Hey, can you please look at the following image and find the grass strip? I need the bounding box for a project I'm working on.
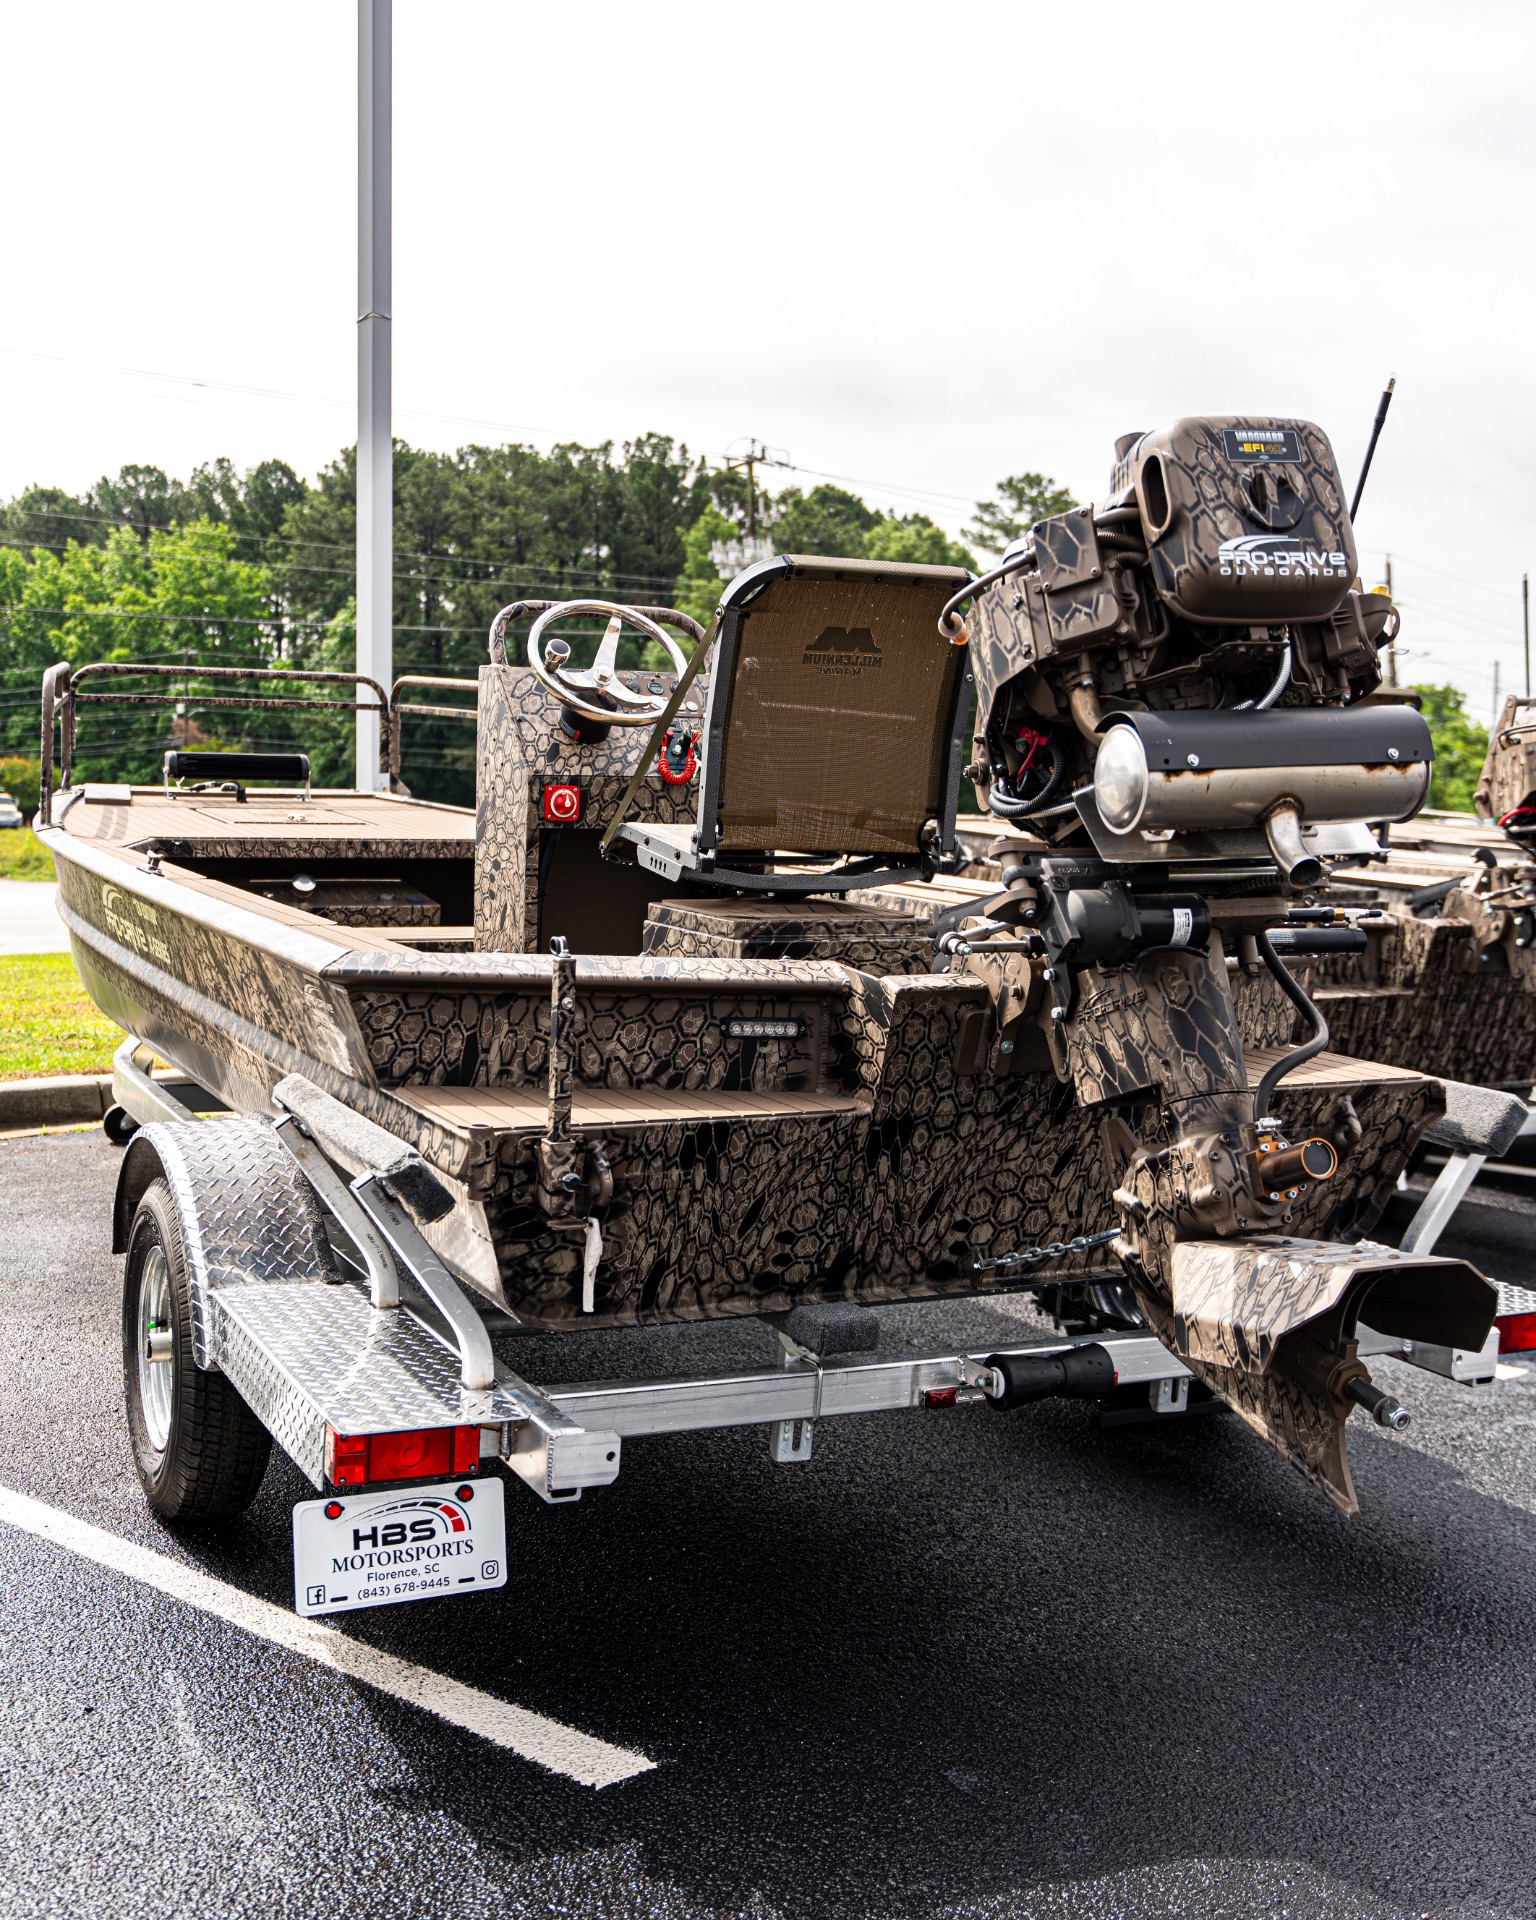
[0,955,121,1080]
[0,829,56,882]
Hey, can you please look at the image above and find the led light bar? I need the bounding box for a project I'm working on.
[726,1019,803,1040]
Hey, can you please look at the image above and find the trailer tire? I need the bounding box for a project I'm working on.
[122,1178,271,1522]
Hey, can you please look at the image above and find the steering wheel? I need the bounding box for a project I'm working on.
[526,600,692,726]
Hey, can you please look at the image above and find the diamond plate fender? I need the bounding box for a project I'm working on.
[113,1117,336,1368]
[208,1282,519,1487]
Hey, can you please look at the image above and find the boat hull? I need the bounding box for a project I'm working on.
[45,826,1442,1332]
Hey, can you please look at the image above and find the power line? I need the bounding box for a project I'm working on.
[765,458,980,515]
[0,604,664,648]
[0,344,567,444]
[1376,551,1524,606]
[0,510,690,594]
[1,340,993,530]
[1391,594,1521,647]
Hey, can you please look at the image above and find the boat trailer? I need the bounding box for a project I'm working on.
[107,1036,1530,1614]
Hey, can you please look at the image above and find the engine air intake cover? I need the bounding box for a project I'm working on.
[1127,416,1356,625]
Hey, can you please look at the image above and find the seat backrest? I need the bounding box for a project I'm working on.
[694,554,971,859]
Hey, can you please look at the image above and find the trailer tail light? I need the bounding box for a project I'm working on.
[1496,1311,1536,1355]
[325,1424,481,1487]
[921,1387,958,1409]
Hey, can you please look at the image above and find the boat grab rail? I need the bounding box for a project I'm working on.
[387,673,480,786]
[38,660,391,826]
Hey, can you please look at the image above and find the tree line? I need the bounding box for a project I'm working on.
[0,441,1483,812]
[0,439,1072,805]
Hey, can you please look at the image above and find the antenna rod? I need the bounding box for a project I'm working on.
[1349,375,1396,523]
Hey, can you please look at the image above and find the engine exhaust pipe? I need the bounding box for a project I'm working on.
[1264,801,1324,888]
[1249,1135,1339,1199]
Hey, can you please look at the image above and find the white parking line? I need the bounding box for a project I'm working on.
[0,1484,655,1789]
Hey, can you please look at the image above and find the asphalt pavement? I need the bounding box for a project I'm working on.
[2,1129,1534,1920]
[0,878,67,954]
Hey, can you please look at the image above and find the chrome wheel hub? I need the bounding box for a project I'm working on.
[136,1245,174,1453]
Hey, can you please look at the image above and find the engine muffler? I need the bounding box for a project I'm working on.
[1092,706,1433,837]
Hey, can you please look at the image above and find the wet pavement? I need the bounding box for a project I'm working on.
[1,1128,1533,1920]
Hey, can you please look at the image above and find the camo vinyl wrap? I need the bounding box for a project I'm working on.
[1312,913,1536,1085]
[325,959,1106,1323]
[474,664,706,953]
[1478,693,1536,822]
[347,982,830,1096]
[1062,936,1451,1515]
[965,579,1050,769]
[469,973,1117,1327]
[1174,1237,1375,1369]
[53,793,471,866]
[1064,947,1248,1111]
[1162,1231,1492,1516]
[1135,1276,1361,1514]
[1232,967,1302,1048]
[1125,417,1355,626]
[640,899,934,975]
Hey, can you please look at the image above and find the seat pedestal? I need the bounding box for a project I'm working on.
[641,898,933,975]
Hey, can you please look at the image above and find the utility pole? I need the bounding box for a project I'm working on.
[1493,657,1501,727]
[356,0,391,792]
[725,439,790,544]
[1524,571,1530,699]
[1384,553,1398,687]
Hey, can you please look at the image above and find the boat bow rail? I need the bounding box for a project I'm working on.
[38,659,395,827]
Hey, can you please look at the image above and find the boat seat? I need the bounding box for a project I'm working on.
[603,554,972,896]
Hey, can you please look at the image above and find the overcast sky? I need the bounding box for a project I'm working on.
[2,0,1531,715]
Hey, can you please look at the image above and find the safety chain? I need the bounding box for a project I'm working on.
[972,1227,1121,1274]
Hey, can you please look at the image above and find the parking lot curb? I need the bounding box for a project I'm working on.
[0,1074,116,1128]
[0,1066,183,1131]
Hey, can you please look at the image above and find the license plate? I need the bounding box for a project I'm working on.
[292,1477,507,1616]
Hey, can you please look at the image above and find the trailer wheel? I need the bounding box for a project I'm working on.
[122,1178,271,1521]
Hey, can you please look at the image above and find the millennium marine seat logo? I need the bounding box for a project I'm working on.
[802,625,882,676]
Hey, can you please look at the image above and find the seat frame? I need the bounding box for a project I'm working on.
[611,555,974,896]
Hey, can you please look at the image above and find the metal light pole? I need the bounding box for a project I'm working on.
[356,0,392,791]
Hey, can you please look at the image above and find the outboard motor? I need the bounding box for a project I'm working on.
[966,415,1412,876]
[945,416,1495,1519]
